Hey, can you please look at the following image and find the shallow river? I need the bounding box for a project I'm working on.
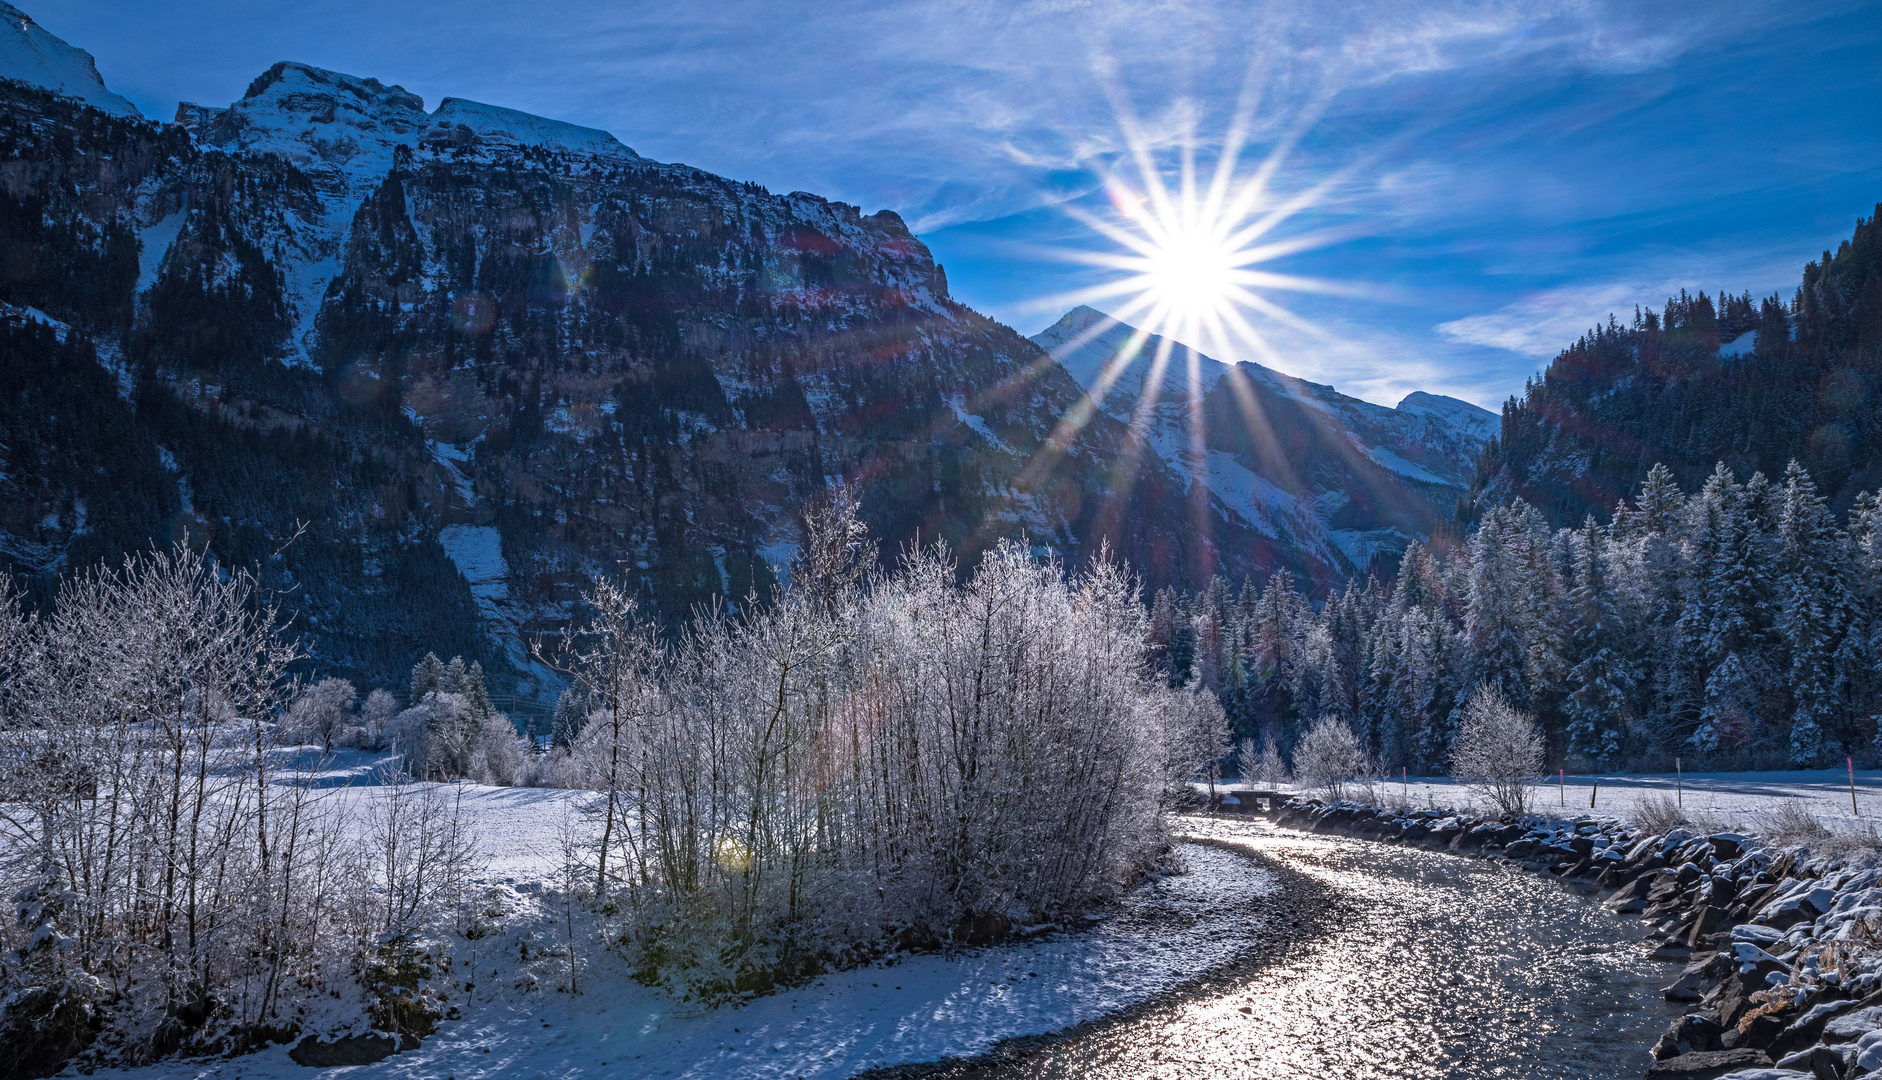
[888,817,1685,1079]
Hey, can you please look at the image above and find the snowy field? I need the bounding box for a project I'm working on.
[1218,765,1882,829]
[90,755,1278,1080]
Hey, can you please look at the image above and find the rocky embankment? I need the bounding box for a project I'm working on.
[1270,798,1882,1079]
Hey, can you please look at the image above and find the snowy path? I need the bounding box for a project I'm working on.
[90,844,1277,1080]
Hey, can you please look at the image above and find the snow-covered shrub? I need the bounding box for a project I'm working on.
[1293,715,1366,801]
[469,718,527,786]
[0,545,376,1069]
[1450,684,1546,817]
[282,676,358,752]
[551,490,1185,999]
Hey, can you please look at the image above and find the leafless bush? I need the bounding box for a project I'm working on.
[552,492,1186,999]
[1631,794,1688,834]
[1761,799,1834,844]
[1450,685,1546,818]
[0,545,384,1064]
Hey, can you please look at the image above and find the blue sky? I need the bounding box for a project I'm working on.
[42,0,1882,410]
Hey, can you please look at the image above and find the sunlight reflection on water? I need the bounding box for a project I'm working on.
[995,819,1683,1079]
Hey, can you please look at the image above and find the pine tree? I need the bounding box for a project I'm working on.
[1563,517,1632,763]
[1776,461,1845,763]
[409,651,447,702]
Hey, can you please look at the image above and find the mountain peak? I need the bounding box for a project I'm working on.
[241,60,426,114]
[1394,391,1497,442]
[181,59,639,176]
[0,2,141,118]
[426,97,637,160]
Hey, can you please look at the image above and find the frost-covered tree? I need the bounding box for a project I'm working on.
[1563,518,1632,764]
[1775,461,1846,763]
[357,688,400,750]
[283,676,358,752]
[1176,676,1233,800]
[1292,715,1366,801]
[1451,685,1545,818]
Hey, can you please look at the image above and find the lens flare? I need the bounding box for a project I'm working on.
[1007,86,1370,585]
[1038,89,1360,390]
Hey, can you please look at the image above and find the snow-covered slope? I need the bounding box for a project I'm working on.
[166,60,644,366]
[0,2,139,117]
[1033,306,1498,575]
[425,97,637,159]
[1396,390,1497,445]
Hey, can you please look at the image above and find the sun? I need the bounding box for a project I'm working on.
[1036,96,1355,378]
[1141,223,1238,323]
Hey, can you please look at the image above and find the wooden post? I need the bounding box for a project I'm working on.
[1851,757,1860,817]
[1676,757,1682,807]
[1559,768,1565,807]
[1590,781,1598,809]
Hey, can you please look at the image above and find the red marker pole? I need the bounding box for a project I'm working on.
[1559,768,1565,807]
[1851,757,1860,817]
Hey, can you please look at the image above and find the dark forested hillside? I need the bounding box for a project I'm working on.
[1470,205,1882,526]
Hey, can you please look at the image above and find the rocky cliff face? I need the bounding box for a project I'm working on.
[1032,306,1495,579]
[0,16,1279,697]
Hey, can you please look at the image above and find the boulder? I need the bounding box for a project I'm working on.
[1653,1012,1726,1059]
[1855,1028,1882,1073]
[1810,1043,1852,1079]
[1666,954,1731,1003]
[1733,924,1789,948]
[1641,1047,1771,1078]
[1821,1005,1882,1043]
[1609,873,1660,912]
[1769,998,1860,1058]
[1681,905,1728,947]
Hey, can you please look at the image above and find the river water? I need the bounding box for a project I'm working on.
[887,817,1685,1080]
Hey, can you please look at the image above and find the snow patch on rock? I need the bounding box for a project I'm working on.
[0,2,140,117]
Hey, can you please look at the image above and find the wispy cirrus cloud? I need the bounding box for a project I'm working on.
[41,0,1882,406]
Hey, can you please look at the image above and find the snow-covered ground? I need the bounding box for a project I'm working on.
[95,755,1277,1080]
[1219,766,1882,830]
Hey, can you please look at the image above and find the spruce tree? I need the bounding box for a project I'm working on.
[1776,461,1845,763]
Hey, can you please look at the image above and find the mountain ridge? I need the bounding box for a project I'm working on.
[0,11,1275,700]
[0,7,1487,700]
[1031,305,1495,578]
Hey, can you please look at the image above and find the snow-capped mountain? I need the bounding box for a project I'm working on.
[167,61,645,368]
[1033,306,1496,573]
[0,2,138,117]
[0,9,1289,697]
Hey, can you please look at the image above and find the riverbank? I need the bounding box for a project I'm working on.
[859,838,1343,1078]
[78,841,1282,1080]
[1269,796,1882,1078]
[878,819,1683,1078]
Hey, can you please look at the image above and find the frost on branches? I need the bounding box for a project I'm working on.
[536,489,1200,1000]
[1145,458,1882,775]
[0,548,482,1074]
